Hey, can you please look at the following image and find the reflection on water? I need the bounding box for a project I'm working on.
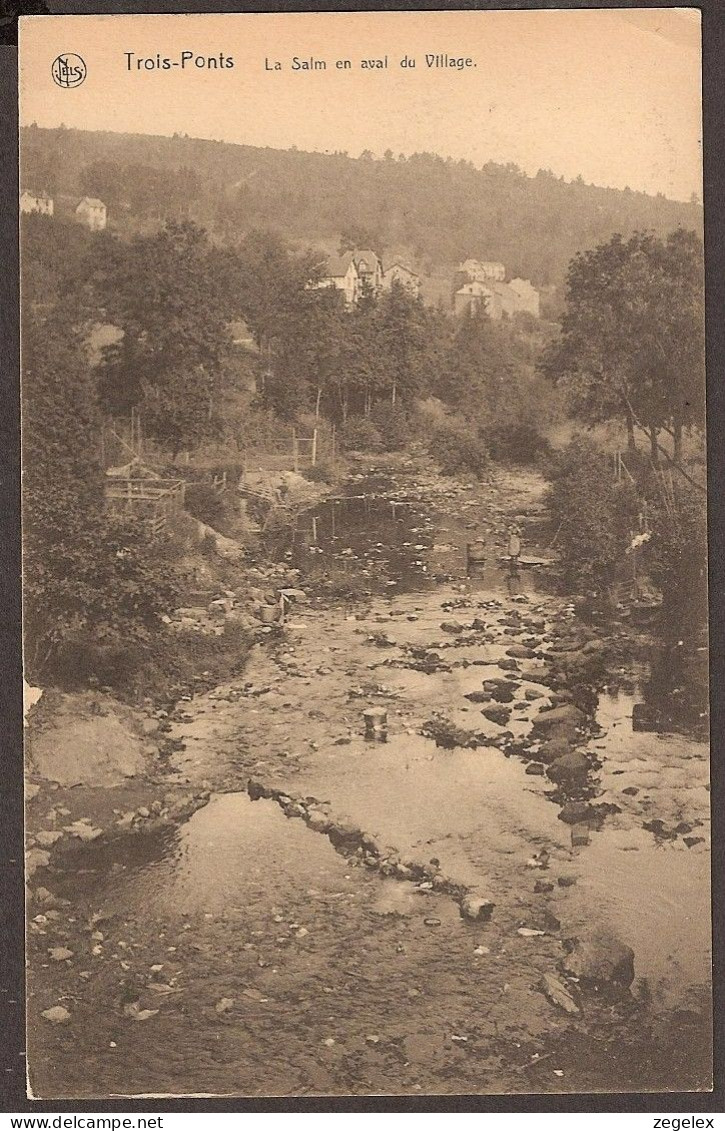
[642,640,709,736]
[96,793,355,920]
[269,469,545,600]
[288,492,435,593]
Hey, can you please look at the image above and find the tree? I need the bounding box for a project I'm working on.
[542,229,705,464]
[95,222,233,455]
[265,283,346,420]
[22,310,179,680]
[375,280,432,405]
[437,307,515,414]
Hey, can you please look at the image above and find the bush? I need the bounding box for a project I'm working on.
[369,402,411,451]
[340,416,383,453]
[546,436,637,590]
[302,460,335,483]
[647,481,707,641]
[184,481,227,529]
[51,635,145,690]
[120,624,252,704]
[487,421,550,465]
[429,422,489,479]
[24,502,182,687]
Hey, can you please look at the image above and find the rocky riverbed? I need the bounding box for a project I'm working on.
[25,459,712,1097]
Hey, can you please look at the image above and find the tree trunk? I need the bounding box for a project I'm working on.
[315,386,322,420]
[649,425,659,466]
[391,380,397,406]
[673,418,683,465]
[625,405,636,453]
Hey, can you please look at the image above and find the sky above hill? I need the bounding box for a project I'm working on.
[19,8,702,201]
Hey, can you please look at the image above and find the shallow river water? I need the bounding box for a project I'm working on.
[30,465,712,1097]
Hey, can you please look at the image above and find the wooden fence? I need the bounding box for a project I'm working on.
[104,477,186,535]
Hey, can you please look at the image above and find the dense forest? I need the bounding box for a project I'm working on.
[20,126,702,290]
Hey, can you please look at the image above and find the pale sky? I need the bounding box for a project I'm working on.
[19,8,703,201]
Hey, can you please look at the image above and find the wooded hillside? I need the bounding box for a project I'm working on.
[20,126,702,289]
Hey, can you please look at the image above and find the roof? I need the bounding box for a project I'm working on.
[21,188,51,199]
[323,251,356,278]
[352,249,380,272]
[457,281,493,294]
[460,258,505,272]
[384,260,420,278]
[55,194,106,214]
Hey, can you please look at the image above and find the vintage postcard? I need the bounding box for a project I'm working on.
[19,8,709,1098]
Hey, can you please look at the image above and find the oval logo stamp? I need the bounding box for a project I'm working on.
[51,53,87,88]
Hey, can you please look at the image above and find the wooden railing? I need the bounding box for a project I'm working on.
[104,477,186,533]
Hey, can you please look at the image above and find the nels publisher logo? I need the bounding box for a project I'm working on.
[51,53,87,88]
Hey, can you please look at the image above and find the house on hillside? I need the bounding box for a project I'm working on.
[508,277,540,318]
[459,259,506,283]
[490,280,518,318]
[352,249,383,292]
[382,260,421,296]
[20,189,54,217]
[55,194,108,231]
[454,280,495,318]
[318,251,360,305]
[318,247,384,305]
[455,260,541,320]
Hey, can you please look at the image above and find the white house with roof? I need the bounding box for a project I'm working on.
[75,197,107,231]
[351,249,383,292]
[459,259,506,283]
[454,280,495,317]
[382,260,421,296]
[508,277,540,317]
[318,251,360,305]
[318,247,386,305]
[55,194,107,231]
[20,189,54,217]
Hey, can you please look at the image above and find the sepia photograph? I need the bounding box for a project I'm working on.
[18,7,710,1099]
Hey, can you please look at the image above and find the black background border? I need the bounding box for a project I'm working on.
[1,0,723,1113]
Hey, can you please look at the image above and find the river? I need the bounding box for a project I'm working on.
[27,461,712,1097]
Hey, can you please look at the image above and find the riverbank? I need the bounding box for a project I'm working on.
[25,455,711,1097]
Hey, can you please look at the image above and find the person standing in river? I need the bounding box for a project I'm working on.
[507,524,522,569]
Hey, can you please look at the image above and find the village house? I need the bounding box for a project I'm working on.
[351,249,383,292]
[382,260,421,296]
[454,280,496,317]
[318,247,385,305]
[508,276,541,317]
[454,258,540,319]
[459,258,506,283]
[490,280,518,318]
[318,251,360,305]
[20,189,54,217]
[55,194,108,231]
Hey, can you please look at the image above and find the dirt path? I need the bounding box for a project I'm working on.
[26,460,711,1098]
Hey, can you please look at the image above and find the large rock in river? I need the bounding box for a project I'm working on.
[546,750,591,783]
[538,736,575,764]
[561,930,635,988]
[534,704,587,733]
